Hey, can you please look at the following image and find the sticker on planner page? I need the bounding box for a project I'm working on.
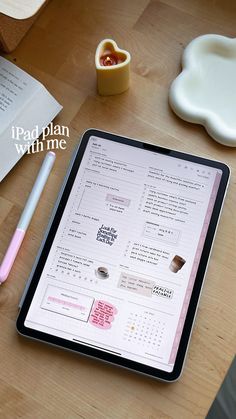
[169,255,186,273]
[152,284,174,299]
[95,266,109,279]
[89,300,118,329]
[96,224,118,246]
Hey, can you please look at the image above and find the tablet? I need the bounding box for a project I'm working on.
[17,129,230,381]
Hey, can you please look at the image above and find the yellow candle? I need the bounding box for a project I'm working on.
[95,39,131,96]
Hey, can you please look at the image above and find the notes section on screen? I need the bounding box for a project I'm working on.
[25,136,222,373]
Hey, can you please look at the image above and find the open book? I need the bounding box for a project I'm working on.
[0,56,62,182]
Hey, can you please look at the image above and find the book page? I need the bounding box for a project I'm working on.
[0,56,62,182]
[25,136,222,373]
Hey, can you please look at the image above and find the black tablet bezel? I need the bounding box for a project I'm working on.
[17,129,230,382]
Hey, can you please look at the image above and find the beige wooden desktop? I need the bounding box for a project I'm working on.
[0,1,236,418]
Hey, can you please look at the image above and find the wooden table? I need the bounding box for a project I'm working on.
[0,1,235,418]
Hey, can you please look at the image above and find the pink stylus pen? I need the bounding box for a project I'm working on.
[0,151,56,284]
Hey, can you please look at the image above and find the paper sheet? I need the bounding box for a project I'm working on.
[0,56,62,182]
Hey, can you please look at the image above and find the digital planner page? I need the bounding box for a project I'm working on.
[25,136,222,372]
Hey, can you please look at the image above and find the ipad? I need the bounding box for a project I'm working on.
[17,129,230,381]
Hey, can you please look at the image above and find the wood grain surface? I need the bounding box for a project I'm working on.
[0,1,236,418]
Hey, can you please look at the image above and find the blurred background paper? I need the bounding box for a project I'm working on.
[0,56,62,182]
[0,0,49,52]
[0,0,45,19]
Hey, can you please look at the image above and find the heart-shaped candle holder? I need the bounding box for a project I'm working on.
[95,39,131,96]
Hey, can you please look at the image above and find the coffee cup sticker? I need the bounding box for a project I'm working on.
[169,255,186,273]
[89,300,117,329]
[95,266,109,279]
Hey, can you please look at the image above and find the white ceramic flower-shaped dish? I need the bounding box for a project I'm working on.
[169,34,236,146]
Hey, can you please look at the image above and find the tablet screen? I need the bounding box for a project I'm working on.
[23,135,223,374]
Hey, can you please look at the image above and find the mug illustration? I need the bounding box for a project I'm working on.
[95,266,109,279]
[169,255,186,273]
